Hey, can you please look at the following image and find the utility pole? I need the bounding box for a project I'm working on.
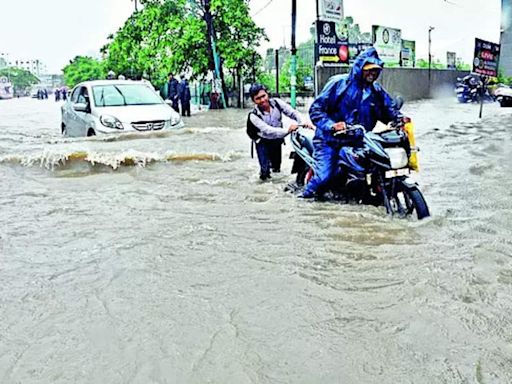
[314,0,320,96]
[428,26,434,97]
[133,0,138,12]
[275,49,279,97]
[204,0,226,108]
[290,0,297,108]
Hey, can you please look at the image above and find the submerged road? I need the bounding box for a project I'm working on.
[0,97,511,383]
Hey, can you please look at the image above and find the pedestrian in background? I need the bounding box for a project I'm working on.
[55,88,61,102]
[166,73,179,112]
[179,77,191,117]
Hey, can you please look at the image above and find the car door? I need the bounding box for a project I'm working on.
[75,86,92,136]
[64,87,81,136]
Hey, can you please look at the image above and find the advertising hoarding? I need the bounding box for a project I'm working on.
[473,38,500,77]
[318,0,343,22]
[400,40,415,67]
[447,52,457,69]
[316,20,349,66]
[372,25,402,66]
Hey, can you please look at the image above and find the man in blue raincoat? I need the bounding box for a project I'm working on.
[301,47,400,198]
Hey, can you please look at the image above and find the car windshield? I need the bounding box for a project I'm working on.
[92,84,163,107]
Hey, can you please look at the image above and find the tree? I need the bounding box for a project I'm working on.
[62,56,105,87]
[102,0,266,106]
[0,67,39,94]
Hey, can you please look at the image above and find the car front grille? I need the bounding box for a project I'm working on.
[131,120,165,131]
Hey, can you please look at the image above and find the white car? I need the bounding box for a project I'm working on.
[61,80,184,137]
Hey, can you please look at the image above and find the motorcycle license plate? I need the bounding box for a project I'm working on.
[385,168,410,178]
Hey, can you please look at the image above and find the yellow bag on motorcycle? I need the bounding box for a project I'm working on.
[403,121,419,171]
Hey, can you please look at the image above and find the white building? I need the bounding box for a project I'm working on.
[0,52,10,69]
[501,0,512,76]
[0,52,47,76]
[10,59,47,77]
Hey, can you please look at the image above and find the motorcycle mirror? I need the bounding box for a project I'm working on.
[395,95,404,110]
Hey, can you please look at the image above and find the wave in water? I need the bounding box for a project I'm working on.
[0,149,243,169]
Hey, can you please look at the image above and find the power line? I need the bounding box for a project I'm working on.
[252,0,275,17]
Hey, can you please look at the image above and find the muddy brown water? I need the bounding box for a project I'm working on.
[0,97,511,383]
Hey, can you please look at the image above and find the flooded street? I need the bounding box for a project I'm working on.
[1,97,511,383]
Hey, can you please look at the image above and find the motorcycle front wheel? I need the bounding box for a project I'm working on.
[389,180,430,220]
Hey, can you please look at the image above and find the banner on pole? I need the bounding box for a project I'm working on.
[318,0,343,22]
[400,40,415,67]
[372,25,402,67]
[447,52,457,69]
[316,20,349,66]
[473,38,500,77]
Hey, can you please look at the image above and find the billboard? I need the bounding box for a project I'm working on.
[400,40,416,67]
[316,20,349,66]
[372,25,402,66]
[473,38,500,77]
[348,43,374,65]
[318,0,343,22]
[447,52,457,69]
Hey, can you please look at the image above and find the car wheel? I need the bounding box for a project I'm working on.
[87,129,96,137]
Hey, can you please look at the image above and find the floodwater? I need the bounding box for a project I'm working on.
[0,97,511,384]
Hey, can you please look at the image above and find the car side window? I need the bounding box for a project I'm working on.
[71,87,80,103]
[77,87,90,105]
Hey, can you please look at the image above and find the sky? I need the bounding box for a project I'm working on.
[0,0,503,74]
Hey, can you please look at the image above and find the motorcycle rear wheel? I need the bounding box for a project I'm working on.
[390,182,430,220]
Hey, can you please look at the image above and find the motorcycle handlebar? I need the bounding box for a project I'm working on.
[332,125,366,136]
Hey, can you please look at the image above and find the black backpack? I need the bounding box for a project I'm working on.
[246,99,283,141]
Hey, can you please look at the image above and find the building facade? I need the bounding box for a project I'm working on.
[501,0,512,76]
[0,52,47,76]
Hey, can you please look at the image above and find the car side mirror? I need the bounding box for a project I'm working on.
[73,103,88,112]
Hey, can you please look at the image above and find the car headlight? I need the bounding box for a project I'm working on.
[100,115,124,129]
[170,114,181,126]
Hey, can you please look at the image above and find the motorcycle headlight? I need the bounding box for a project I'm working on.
[100,115,124,129]
[385,148,408,169]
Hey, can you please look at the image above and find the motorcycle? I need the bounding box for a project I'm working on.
[494,84,512,107]
[455,75,494,103]
[288,99,430,220]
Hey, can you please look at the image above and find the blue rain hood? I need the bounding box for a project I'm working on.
[308,47,399,142]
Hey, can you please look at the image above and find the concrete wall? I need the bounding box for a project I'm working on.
[316,66,469,101]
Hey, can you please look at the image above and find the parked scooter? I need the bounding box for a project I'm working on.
[288,98,430,220]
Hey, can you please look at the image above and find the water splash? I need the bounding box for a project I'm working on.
[0,149,243,170]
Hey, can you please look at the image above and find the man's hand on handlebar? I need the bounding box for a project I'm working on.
[288,123,300,133]
[332,121,347,132]
[290,122,314,133]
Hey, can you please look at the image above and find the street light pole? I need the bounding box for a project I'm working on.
[428,26,434,97]
[133,0,138,12]
[290,0,297,108]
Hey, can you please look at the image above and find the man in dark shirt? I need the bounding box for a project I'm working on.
[167,73,179,112]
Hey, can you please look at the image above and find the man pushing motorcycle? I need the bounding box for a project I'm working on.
[300,47,402,198]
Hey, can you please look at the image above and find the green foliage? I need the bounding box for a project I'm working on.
[102,0,266,90]
[497,71,512,85]
[0,67,39,92]
[62,56,105,88]
[416,58,446,69]
[256,72,276,93]
[259,42,314,93]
